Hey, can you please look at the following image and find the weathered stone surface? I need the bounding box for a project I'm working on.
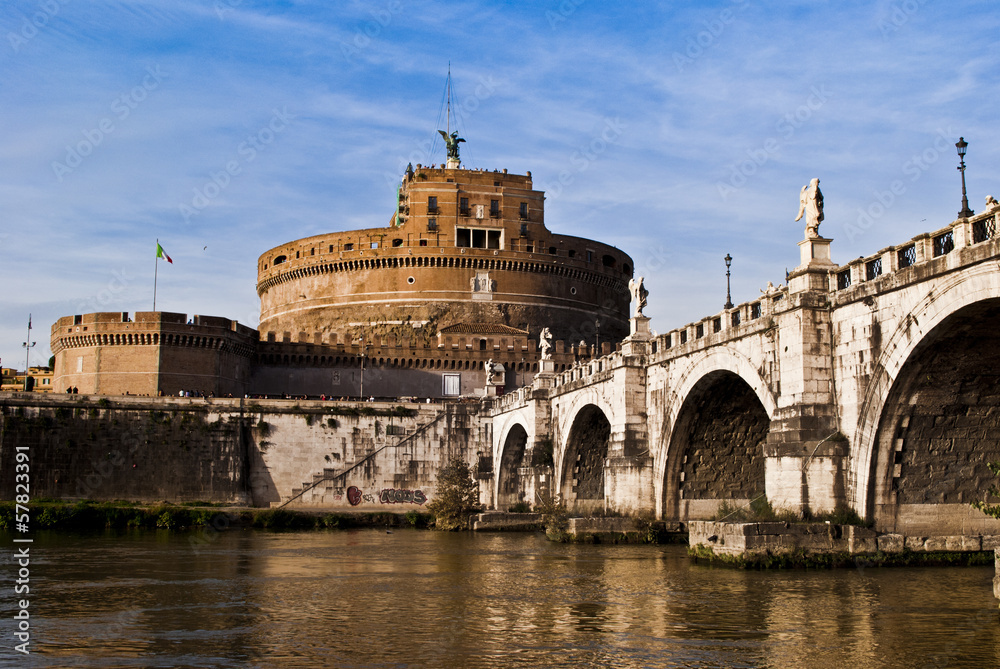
[877,534,904,553]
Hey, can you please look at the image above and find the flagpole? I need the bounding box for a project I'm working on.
[153,238,159,311]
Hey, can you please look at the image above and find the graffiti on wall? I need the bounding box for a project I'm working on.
[379,488,427,505]
[346,486,377,506]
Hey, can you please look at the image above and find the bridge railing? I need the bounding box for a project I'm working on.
[650,285,790,362]
[831,206,1000,292]
[552,351,622,389]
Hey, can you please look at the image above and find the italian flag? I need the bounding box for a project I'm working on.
[156,242,173,264]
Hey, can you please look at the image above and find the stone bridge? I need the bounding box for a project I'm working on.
[487,206,1000,536]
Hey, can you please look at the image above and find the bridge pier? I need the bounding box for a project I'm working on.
[767,237,846,516]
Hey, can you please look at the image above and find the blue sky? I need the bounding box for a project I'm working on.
[2,0,998,370]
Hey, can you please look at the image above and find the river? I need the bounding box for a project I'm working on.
[1,528,998,668]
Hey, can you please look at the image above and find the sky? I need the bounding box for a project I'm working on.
[1,0,998,370]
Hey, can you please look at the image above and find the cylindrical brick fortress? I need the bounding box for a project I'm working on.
[256,166,633,345]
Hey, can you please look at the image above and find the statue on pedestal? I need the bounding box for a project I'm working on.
[539,327,553,360]
[484,358,494,383]
[628,276,648,317]
[438,130,465,162]
[795,178,824,238]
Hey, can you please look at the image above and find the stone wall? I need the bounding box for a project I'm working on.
[0,394,489,512]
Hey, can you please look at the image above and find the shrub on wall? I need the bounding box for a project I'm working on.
[426,458,482,531]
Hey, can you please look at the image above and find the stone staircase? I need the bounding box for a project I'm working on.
[274,405,446,508]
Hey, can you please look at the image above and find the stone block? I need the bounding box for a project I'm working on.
[982,535,1000,551]
[904,536,927,551]
[923,536,948,552]
[961,535,982,552]
[877,534,904,553]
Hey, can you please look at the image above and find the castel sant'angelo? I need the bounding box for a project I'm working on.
[50,134,635,399]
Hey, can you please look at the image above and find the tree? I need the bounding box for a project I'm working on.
[426,458,482,530]
[971,462,1000,518]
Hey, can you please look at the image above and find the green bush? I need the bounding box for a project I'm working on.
[426,458,482,531]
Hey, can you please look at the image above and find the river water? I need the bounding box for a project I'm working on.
[2,528,999,668]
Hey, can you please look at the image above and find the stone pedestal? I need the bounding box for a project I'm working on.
[538,358,556,375]
[629,316,651,340]
[789,236,837,293]
[446,157,460,169]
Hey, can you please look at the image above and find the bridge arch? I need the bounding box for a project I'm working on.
[491,409,534,510]
[558,403,612,514]
[496,423,529,510]
[852,265,1000,530]
[654,347,776,520]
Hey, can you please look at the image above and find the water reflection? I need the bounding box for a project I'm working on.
[1,529,999,668]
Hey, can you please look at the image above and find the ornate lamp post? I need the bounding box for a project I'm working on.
[956,137,974,219]
[22,314,35,391]
[724,254,734,310]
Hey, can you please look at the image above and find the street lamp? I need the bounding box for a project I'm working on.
[724,254,734,310]
[22,314,35,391]
[956,137,974,219]
[594,318,601,356]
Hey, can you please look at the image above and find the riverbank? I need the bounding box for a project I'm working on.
[0,500,435,532]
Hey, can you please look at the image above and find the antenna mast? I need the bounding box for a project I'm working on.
[446,62,452,135]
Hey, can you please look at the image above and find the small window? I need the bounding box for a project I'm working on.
[490,200,500,217]
[568,250,576,258]
[680,330,688,344]
[712,317,721,333]
[428,196,438,213]
[549,246,557,255]
[419,239,428,247]
[273,255,287,265]
[296,251,300,258]
[488,230,501,249]
[328,245,334,253]
[392,238,403,247]
[602,254,616,268]
[696,323,705,339]
[731,311,742,327]
[751,302,762,319]
[519,202,528,220]
[343,244,354,251]
[370,242,379,249]
[428,218,437,231]
[443,373,461,396]
[460,197,469,215]
[526,245,533,253]
[456,228,471,247]
[310,248,315,256]
[586,250,594,263]
[622,263,631,275]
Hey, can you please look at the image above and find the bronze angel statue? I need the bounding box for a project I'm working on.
[438,130,465,161]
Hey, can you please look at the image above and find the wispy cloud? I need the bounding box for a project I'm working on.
[1,0,998,366]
